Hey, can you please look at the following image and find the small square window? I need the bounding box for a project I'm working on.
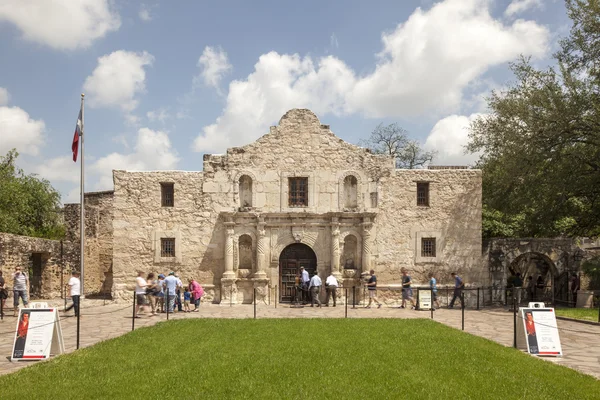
[161,183,174,207]
[288,177,308,207]
[161,238,175,257]
[421,238,436,257]
[417,182,429,207]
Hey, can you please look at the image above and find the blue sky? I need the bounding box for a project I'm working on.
[0,0,569,202]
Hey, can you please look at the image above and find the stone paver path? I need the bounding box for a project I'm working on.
[0,301,598,379]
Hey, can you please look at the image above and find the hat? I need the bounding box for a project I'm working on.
[169,271,175,275]
[158,274,165,279]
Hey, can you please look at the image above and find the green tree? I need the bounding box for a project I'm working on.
[360,123,436,169]
[468,0,600,238]
[0,149,65,239]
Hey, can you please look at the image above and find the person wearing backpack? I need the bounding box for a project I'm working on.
[189,278,204,312]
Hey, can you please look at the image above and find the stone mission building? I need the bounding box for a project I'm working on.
[108,109,482,303]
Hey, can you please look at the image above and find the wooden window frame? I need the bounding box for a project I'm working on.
[161,182,174,207]
[288,177,309,207]
[161,238,176,258]
[421,238,436,257]
[417,182,429,207]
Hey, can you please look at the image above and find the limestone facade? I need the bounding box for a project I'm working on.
[111,109,483,302]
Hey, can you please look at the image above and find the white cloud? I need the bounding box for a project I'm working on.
[193,0,549,153]
[424,114,483,166]
[83,50,154,112]
[0,106,45,156]
[33,156,80,183]
[139,4,152,22]
[195,46,232,90]
[0,87,9,106]
[505,0,544,17]
[147,108,170,123]
[0,0,120,50]
[90,127,179,189]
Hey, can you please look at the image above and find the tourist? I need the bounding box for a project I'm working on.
[183,287,191,312]
[155,274,165,312]
[535,276,545,300]
[400,268,416,310]
[188,278,204,312]
[163,272,180,313]
[175,273,184,312]
[448,272,464,309]
[526,276,534,302]
[300,266,310,304]
[134,271,151,318]
[145,272,159,315]
[513,273,523,305]
[324,273,338,307]
[12,266,28,317]
[429,272,440,310]
[0,271,8,316]
[365,269,382,309]
[309,272,322,307]
[571,273,580,307]
[64,271,81,317]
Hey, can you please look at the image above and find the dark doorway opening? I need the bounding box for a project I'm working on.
[279,243,317,303]
[29,253,44,299]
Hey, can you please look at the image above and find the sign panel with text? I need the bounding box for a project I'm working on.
[518,308,563,357]
[11,308,64,362]
[418,290,432,310]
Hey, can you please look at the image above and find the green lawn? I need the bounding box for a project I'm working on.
[555,307,599,322]
[1,319,599,399]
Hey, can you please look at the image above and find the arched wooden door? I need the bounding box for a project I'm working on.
[279,243,317,303]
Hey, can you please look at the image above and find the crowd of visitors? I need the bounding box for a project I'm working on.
[133,271,204,318]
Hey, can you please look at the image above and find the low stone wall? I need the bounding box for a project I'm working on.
[0,233,78,299]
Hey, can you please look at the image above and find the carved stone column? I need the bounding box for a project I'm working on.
[223,220,235,279]
[331,217,342,278]
[362,217,373,272]
[255,217,267,278]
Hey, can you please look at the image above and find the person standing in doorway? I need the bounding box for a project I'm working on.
[571,273,580,307]
[64,271,81,317]
[12,266,29,317]
[300,266,310,304]
[400,268,416,310]
[526,276,534,302]
[309,272,322,307]
[448,272,464,309]
[513,273,523,306]
[429,272,441,310]
[325,273,338,307]
[365,269,382,309]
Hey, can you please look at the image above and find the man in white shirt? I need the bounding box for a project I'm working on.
[309,272,322,308]
[162,272,181,313]
[12,266,29,317]
[65,271,81,316]
[135,271,151,318]
[325,273,338,307]
[300,267,310,304]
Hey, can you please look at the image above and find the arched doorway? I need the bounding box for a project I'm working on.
[279,243,317,303]
[508,252,557,303]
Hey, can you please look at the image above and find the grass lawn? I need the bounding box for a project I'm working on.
[555,307,599,322]
[1,319,599,399]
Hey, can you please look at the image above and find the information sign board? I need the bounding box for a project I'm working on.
[11,308,64,361]
[517,307,563,357]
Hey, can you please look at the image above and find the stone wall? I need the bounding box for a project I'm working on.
[64,190,114,296]
[111,109,483,300]
[0,233,78,299]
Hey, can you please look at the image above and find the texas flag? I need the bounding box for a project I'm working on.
[72,107,82,162]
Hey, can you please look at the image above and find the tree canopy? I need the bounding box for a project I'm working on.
[0,149,65,239]
[360,123,436,169]
[468,0,600,238]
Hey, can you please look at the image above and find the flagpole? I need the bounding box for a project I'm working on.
[80,93,85,298]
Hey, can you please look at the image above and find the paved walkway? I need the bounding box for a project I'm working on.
[0,301,598,379]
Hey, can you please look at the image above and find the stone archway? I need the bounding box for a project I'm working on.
[279,243,317,303]
[508,252,557,302]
